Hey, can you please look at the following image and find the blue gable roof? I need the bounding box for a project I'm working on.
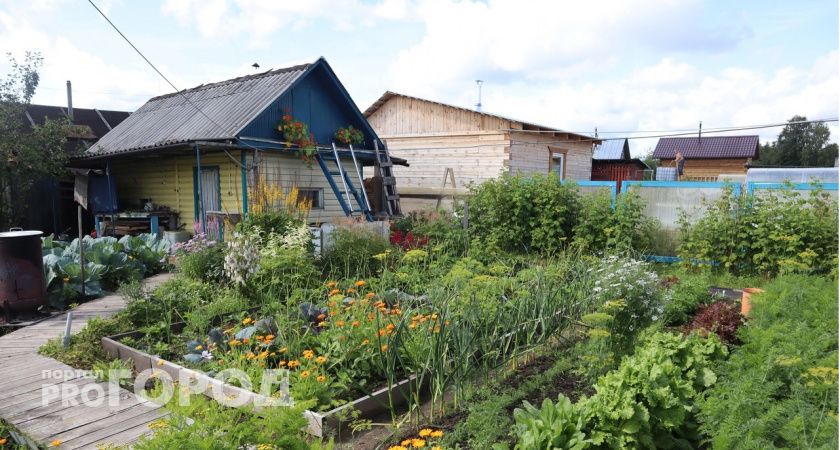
[238,58,381,150]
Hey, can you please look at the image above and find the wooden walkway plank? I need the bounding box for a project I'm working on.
[0,273,174,449]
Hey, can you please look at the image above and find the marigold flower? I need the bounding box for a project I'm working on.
[386,323,395,332]
[378,329,387,337]
[157,359,165,366]
[0,438,8,445]
[346,288,357,294]
[246,352,256,359]
[279,360,287,366]
[288,360,300,368]
[316,356,327,364]
[327,281,337,289]
[316,375,327,383]
[264,334,275,341]
[411,439,425,448]
[362,339,370,345]
[430,430,443,438]
[243,317,253,325]
[280,347,288,353]
[242,338,251,344]
[258,351,269,359]
[381,344,389,352]
[355,280,367,287]
[303,350,314,359]
[194,345,203,351]
[389,446,408,450]
[317,313,326,320]
[418,428,432,437]
[401,440,412,446]
[365,292,376,299]
[335,320,344,327]
[352,320,360,327]
[329,311,338,317]
[300,370,310,378]
[329,289,341,296]
[50,440,62,447]
[409,323,417,329]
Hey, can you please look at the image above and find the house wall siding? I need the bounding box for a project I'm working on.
[110,150,359,232]
[659,158,749,179]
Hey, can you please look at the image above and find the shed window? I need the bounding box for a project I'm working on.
[298,188,324,209]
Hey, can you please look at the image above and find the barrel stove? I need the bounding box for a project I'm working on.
[0,230,47,320]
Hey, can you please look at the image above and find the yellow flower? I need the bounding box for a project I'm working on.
[194,345,203,351]
[362,339,370,345]
[411,439,426,448]
[355,280,367,287]
[300,370,310,378]
[327,281,337,289]
[365,292,376,299]
[432,447,442,450]
[418,428,433,437]
[246,352,256,360]
[264,334,275,341]
[50,440,62,447]
[243,317,253,325]
[157,359,165,366]
[329,289,341,296]
[336,320,345,327]
[401,440,412,446]
[303,350,315,359]
[316,356,327,364]
[288,360,300,368]
[388,446,408,450]
[242,338,251,344]
[229,339,242,346]
[430,430,443,438]
[0,437,8,445]
[316,375,327,383]
[62,276,70,283]
[258,351,269,359]
[381,344,389,352]
[346,288,357,294]
[280,347,288,353]
[352,320,360,327]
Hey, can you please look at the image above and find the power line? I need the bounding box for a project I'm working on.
[86,0,261,171]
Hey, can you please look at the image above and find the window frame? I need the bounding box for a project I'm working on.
[297,188,324,210]
[548,146,568,180]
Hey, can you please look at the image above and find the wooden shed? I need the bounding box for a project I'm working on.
[591,139,650,187]
[72,58,404,236]
[364,92,596,210]
[653,136,759,181]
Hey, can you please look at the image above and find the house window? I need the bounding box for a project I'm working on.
[297,188,323,209]
[548,147,567,180]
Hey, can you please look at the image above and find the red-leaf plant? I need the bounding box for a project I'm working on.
[684,300,744,344]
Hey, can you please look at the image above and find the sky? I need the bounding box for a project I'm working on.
[0,0,837,156]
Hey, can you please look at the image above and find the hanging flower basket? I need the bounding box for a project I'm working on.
[334,126,364,146]
[277,115,318,165]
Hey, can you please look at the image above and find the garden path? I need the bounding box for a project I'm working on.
[0,273,174,449]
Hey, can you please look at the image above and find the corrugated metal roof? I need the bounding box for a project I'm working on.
[363,91,596,141]
[593,139,629,160]
[652,136,759,159]
[85,62,311,157]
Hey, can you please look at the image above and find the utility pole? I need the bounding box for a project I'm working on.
[475,80,483,112]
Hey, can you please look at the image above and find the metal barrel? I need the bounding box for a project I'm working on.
[0,230,47,317]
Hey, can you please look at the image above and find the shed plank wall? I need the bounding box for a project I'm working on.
[367,96,515,134]
[110,151,359,232]
[508,132,593,181]
[377,132,509,191]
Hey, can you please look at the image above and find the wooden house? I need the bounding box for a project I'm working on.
[591,138,650,186]
[72,58,404,236]
[364,92,595,210]
[653,136,759,181]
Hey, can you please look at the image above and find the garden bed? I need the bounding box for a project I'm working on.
[102,324,425,437]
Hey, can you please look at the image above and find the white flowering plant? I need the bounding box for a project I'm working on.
[224,232,261,286]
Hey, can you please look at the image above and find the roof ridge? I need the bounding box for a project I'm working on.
[148,62,312,102]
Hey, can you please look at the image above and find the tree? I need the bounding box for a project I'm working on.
[757,115,838,167]
[0,52,69,228]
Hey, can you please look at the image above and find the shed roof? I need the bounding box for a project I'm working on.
[652,135,759,159]
[24,104,130,138]
[85,62,312,157]
[593,138,629,160]
[364,91,595,141]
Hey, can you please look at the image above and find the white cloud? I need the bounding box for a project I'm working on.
[0,11,165,111]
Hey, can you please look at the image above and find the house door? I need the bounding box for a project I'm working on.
[548,147,567,180]
[193,166,221,225]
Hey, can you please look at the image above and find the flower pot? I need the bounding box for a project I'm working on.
[741,288,764,316]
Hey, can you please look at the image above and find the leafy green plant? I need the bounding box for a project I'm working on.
[503,395,591,450]
[661,272,715,326]
[278,114,317,164]
[699,275,838,449]
[581,332,727,449]
[321,226,390,279]
[573,190,657,253]
[39,316,130,369]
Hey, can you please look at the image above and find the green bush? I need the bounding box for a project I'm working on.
[679,184,838,276]
[699,275,838,449]
[468,173,580,254]
[177,245,225,282]
[574,190,657,253]
[581,332,727,449]
[248,247,320,301]
[121,277,216,328]
[321,226,390,279]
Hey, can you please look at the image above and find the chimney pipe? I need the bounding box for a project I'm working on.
[66,80,73,122]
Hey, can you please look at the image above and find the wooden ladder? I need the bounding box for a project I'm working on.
[374,140,402,217]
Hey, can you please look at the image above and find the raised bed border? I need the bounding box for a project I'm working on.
[102,326,423,437]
